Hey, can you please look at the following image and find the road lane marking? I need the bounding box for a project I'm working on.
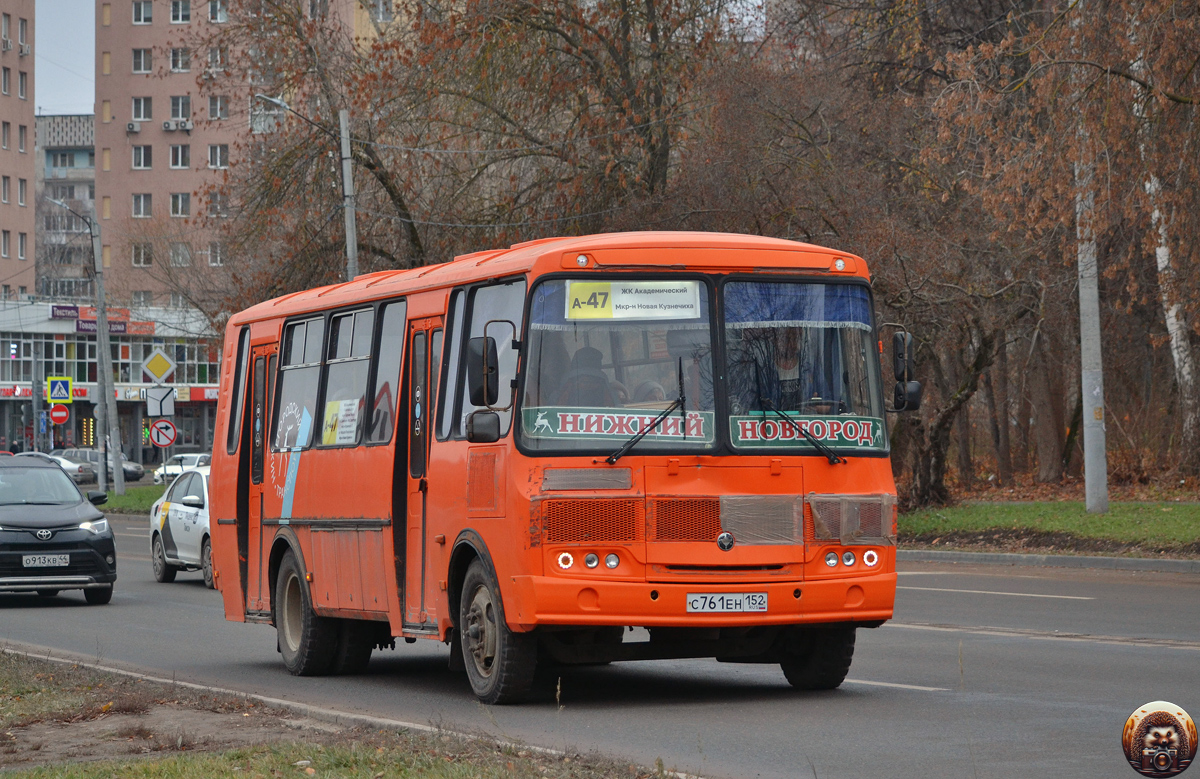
[116,532,149,539]
[897,585,1093,600]
[844,678,948,692]
[887,622,1200,651]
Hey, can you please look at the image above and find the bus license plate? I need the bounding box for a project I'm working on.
[686,592,767,613]
[22,554,69,568]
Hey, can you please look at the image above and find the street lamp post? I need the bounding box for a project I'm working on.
[47,198,125,495]
[255,94,359,281]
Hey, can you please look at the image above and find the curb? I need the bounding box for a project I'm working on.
[898,549,1200,574]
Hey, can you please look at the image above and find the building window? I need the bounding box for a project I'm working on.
[17,232,25,260]
[208,95,228,119]
[132,243,153,267]
[1,285,9,300]
[250,101,281,134]
[50,151,73,167]
[2,68,9,95]
[132,48,152,73]
[170,293,189,308]
[16,178,24,205]
[207,241,224,266]
[132,291,153,306]
[309,0,328,19]
[17,71,25,99]
[16,124,24,152]
[1,15,8,41]
[133,0,152,23]
[207,191,229,217]
[170,48,190,71]
[132,193,152,217]
[208,0,227,21]
[171,0,191,22]
[170,193,190,217]
[169,242,192,266]
[17,286,24,297]
[132,145,152,169]
[1,177,7,202]
[207,144,228,169]
[17,17,25,44]
[170,144,190,168]
[1,231,8,257]
[170,95,191,120]
[1,122,7,148]
[132,97,152,120]
[207,46,226,70]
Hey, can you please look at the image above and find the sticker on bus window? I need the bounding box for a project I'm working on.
[731,415,885,448]
[565,281,701,320]
[322,399,359,445]
[523,406,714,443]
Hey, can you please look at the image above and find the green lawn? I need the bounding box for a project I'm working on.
[100,483,166,516]
[900,501,1200,548]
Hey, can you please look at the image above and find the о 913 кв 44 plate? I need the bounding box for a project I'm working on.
[686,592,768,612]
[23,554,69,567]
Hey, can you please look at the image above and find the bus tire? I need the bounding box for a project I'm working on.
[779,626,856,691]
[275,550,336,676]
[329,619,374,675]
[459,559,536,704]
[152,535,177,583]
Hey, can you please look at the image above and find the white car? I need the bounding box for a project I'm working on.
[153,453,211,485]
[14,451,97,484]
[149,466,212,588]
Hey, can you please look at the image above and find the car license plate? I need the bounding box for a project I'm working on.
[686,592,767,613]
[22,554,69,568]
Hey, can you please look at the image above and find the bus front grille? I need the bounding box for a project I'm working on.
[543,498,643,543]
[806,494,897,545]
[647,496,802,545]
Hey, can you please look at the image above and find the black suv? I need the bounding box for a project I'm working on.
[0,458,116,604]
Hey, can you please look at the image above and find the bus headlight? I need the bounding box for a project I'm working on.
[557,552,574,570]
[584,553,599,568]
[863,550,879,567]
[824,552,838,567]
[605,553,619,569]
[842,551,856,566]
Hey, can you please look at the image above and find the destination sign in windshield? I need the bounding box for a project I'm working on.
[565,280,701,320]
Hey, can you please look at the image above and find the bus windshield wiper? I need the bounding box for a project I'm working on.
[759,397,845,464]
[606,358,686,465]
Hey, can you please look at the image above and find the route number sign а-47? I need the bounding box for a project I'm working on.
[565,281,701,320]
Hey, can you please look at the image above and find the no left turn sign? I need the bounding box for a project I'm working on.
[150,419,177,448]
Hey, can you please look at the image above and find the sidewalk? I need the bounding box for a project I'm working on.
[898,548,1200,574]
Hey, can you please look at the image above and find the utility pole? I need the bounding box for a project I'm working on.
[338,108,358,281]
[1074,146,1108,513]
[90,217,126,496]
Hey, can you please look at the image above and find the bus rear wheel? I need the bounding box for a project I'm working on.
[459,559,536,704]
[329,620,375,675]
[779,626,856,690]
[275,550,336,676]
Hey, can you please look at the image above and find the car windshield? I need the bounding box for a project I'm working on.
[521,278,716,453]
[0,467,83,505]
[724,281,886,452]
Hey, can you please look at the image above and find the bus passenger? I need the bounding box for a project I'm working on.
[557,346,615,407]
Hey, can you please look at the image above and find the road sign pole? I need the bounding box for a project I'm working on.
[91,218,125,496]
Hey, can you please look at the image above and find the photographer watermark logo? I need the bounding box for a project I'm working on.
[1123,701,1196,777]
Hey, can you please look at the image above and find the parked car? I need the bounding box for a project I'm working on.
[0,457,115,604]
[153,453,211,485]
[150,466,212,588]
[61,448,145,483]
[14,451,97,484]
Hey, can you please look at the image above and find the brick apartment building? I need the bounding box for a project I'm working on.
[0,0,35,298]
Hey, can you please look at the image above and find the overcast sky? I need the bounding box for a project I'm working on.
[35,0,95,115]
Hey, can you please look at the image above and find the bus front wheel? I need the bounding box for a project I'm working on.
[459,559,536,704]
[779,626,856,690]
[275,550,336,676]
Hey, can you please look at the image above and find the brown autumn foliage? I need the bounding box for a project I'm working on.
[174,0,1198,505]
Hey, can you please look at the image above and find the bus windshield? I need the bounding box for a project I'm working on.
[521,278,716,453]
[724,280,886,452]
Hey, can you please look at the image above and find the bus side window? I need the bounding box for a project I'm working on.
[430,329,442,422]
[273,317,324,450]
[225,327,250,455]
[367,300,407,444]
[436,289,464,440]
[319,308,373,447]
[455,280,526,437]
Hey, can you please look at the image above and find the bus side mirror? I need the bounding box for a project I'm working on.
[893,380,922,412]
[892,332,913,381]
[466,411,500,443]
[466,336,499,407]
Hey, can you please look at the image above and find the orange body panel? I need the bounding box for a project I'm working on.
[208,232,897,644]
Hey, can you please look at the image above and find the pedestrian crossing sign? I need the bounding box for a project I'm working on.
[47,377,73,404]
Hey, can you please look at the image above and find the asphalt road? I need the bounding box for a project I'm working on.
[2,514,1197,779]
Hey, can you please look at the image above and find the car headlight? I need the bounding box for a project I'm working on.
[79,519,109,534]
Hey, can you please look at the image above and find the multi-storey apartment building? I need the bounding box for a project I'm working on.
[0,0,35,299]
[35,114,96,301]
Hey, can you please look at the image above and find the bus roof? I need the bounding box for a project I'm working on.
[230,231,865,325]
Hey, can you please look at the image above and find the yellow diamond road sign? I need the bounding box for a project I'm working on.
[142,348,177,383]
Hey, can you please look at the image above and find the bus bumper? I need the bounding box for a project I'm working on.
[506,572,896,630]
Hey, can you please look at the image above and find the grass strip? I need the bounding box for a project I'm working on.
[900,501,1200,548]
[100,484,166,516]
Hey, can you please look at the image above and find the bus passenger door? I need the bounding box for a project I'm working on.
[245,346,276,613]
[404,318,441,629]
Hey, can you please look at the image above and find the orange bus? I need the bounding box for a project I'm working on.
[208,231,921,703]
